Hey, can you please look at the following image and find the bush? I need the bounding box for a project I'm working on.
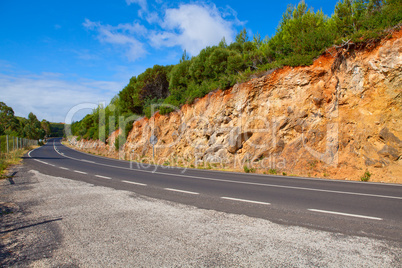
[114,134,126,151]
[360,170,371,182]
[268,168,277,175]
[244,165,256,173]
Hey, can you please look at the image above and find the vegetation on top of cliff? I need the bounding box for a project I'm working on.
[70,0,402,141]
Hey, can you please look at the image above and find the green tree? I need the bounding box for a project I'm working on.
[235,28,249,44]
[0,102,18,135]
[41,120,51,137]
[268,1,334,65]
[206,47,230,79]
[119,76,143,114]
[226,51,245,74]
[24,112,45,140]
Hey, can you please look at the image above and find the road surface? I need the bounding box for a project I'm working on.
[25,138,402,242]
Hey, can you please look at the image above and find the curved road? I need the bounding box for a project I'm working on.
[25,138,402,242]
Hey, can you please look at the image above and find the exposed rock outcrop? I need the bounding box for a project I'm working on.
[71,29,402,183]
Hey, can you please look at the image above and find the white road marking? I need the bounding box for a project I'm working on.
[48,164,55,167]
[308,209,383,221]
[81,159,95,164]
[59,167,69,170]
[164,188,199,195]
[74,170,87,175]
[95,175,112,180]
[221,197,271,205]
[52,141,402,200]
[122,180,147,186]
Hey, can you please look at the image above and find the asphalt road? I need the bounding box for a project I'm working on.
[25,138,402,242]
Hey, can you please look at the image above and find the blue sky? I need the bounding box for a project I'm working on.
[0,0,339,123]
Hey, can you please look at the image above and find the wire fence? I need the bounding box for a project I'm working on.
[0,135,38,154]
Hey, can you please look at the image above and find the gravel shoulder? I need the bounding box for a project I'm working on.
[1,165,401,267]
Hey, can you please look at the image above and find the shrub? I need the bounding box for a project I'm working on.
[114,134,125,151]
[268,168,277,175]
[244,165,256,173]
[360,170,371,182]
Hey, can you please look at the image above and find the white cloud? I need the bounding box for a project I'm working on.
[0,73,124,123]
[126,0,148,17]
[83,19,147,61]
[83,3,243,61]
[146,11,161,24]
[150,4,237,56]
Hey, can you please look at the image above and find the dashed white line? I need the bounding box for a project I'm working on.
[121,180,147,186]
[59,167,69,170]
[164,188,199,195]
[48,164,55,167]
[74,170,87,175]
[95,175,112,180]
[221,197,271,205]
[308,209,383,221]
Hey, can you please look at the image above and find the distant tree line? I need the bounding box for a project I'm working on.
[0,102,63,139]
[71,0,401,142]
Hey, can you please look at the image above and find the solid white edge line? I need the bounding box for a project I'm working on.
[164,188,199,195]
[74,170,87,174]
[308,209,383,221]
[52,141,402,200]
[95,175,112,180]
[121,180,147,186]
[81,159,95,163]
[221,197,271,205]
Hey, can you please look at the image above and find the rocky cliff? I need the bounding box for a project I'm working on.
[71,29,402,183]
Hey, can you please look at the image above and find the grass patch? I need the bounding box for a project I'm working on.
[0,147,35,178]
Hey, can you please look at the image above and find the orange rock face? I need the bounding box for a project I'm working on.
[72,29,402,183]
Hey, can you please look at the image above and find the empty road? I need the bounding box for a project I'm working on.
[25,138,402,242]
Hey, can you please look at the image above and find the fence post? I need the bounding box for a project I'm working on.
[6,135,9,153]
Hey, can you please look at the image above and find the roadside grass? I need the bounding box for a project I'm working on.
[0,147,36,179]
